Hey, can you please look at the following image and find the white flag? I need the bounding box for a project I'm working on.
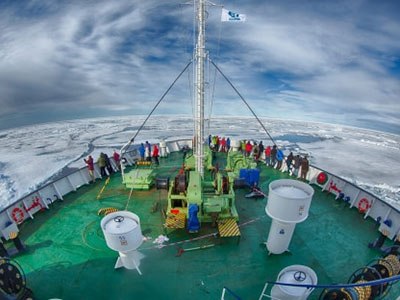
[221,8,246,22]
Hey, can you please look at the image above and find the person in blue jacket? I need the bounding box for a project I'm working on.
[139,143,145,161]
[276,147,284,170]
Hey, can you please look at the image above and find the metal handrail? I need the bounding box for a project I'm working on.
[221,286,243,300]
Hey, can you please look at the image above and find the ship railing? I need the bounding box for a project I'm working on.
[256,273,400,300]
[0,139,191,239]
[222,273,400,300]
[220,286,243,300]
[0,138,399,241]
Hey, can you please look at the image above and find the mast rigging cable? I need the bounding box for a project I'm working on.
[209,59,276,146]
[119,60,193,167]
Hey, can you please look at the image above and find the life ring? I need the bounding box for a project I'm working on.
[317,172,328,185]
[11,207,24,223]
[358,198,370,213]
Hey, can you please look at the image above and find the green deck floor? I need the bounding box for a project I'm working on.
[8,152,400,299]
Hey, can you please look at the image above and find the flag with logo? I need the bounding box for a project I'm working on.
[221,8,246,22]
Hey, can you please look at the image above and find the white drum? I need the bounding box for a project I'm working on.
[271,265,317,300]
[265,180,314,254]
[101,211,144,273]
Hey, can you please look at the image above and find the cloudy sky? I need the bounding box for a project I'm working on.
[0,0,399,134]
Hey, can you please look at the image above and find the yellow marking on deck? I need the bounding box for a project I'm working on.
[97,176,111,200]
[164,213,186,229]
[218,218,240,237]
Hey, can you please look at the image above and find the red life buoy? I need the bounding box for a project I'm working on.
[11,207,24,223]
[317,172,328,185]
[358,198,370,213]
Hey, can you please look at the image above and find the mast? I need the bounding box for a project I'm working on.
[194,0,206,177]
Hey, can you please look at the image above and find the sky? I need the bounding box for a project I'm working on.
[0,0,399,134]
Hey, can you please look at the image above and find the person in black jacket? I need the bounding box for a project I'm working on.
[286,152,294,172]
[270,145,277,167]
[258,141,264,160]
[104,153,113,175]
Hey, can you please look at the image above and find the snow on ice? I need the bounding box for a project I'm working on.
[0,115,399,209]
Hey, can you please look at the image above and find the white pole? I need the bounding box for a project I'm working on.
[195,0,205,177]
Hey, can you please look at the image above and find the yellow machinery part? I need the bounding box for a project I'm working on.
[384,254,400,275]
[353,280,371,300]
[339,288,353,299]
[379,258,394,277]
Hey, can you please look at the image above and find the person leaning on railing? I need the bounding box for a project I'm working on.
[84,155,95,183]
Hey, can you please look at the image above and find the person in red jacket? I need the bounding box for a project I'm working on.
[84,155,95,183]
[221,137,227,152]
[245,141,252,157]
[265,146,271,166]
[216,136,220,151]
[152,144,159,165]
[113,150,121,170]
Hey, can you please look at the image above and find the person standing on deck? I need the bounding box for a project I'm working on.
[212,136,217,149]
[139,143,145,161]
[152,144,159,165]
[226,137,231,152]
[265,145,271,166]
[258,141,264,160]
[270,145,277,167]
[300,156,309,180]
[208,135,212,147]
[104,153,113,175]
[97,153,106,177]
[241,140,246,155]
[84,155,95,183]
[276,147,283,170]
[113,150,121,170]
[286,152,294,172]
[293,155,301,177]
[145,141,152,162]
[221,137,226,152]
[245,141,252,157]
[253,142,260,162]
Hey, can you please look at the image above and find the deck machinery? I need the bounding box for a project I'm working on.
[123,161,155,190]
[165,145,256,231]
[165,157,238,230]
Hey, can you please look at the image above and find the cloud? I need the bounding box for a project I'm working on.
[0,0,399,134]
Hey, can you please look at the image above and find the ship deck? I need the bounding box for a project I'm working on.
[7,152,400,299]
